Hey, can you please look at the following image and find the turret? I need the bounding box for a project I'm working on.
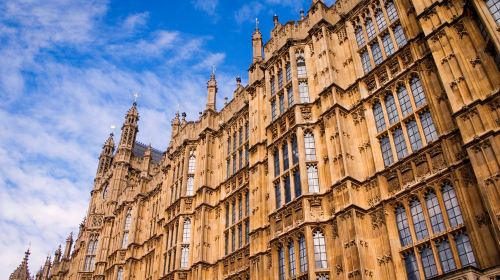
[141,144,152,179]
[171,112,180,137]
[53,246,61,264]
[206,70,217,111]
[117,102,139,162]
[8,249,32,280]
[252,19,263,63]
[96,133,114,178]
[63,233,73,259]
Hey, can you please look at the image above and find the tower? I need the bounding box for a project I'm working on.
[206,70,217,111]
[116,102,139,163]
[252,20,263,63]
[95,133,114,178]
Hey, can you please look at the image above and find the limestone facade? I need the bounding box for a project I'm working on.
[29,0,500,279]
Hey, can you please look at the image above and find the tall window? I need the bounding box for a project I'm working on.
[239,127,243,146]
[186,176,194,196]
[278,246,286,280]
[293,169,302,197]
[102,184,108,199]
[84,235,98,271]
[231,228,236,252]
[307,165,320,193]
[361,50,372,73]
[386,1,398,22]
[122,209,132,249]
[304,132,316,161]
[437,238,456,273]
[373,101,386,132]
[282,143,289,171]
[224,232,229,255]
[245,220,250,244]
[117,267,124,280]
[396,205,412,246]
[232,155,236,174]
[355,26,365,47]
[385,93,399,124]
[188,151,196,173]
[181,246,189,268]
[375,9,387,30]
[286,62,292,81]
[410,199,429,240]
[227,137,231,154]
[287,87,294,106]
[380,136,394,166]
[299,82,310,103]
[393,127,408,159]
[365,18,376,39]
[232,200,236,224]
[245,192,250,216]
[288,242,296,277]
[441,182,463,227]
[371,42,383,65]
[225,203,230,227]
[410,77,426,107]
[245,123,249,140]
[397,85,412,116]
[419,111,438,143]
[299,235,308,272]
[393,24,407,47]
[239,149,243,169]
[292,135,299,164]
[455,233,476,267]
[278,70,283,89]
[274,149,280,177]
[420,247,438,278]
[313,230,327,268]
[279,94,285,114]
[275,182,282,208]
[271,100,277,121]
[182,219,191,243]
[238,196,243,220]
[382,33,395,56]
[486,0,500,25]
[425,190,445,234]
[297,54,307,78]
[404,252,419,280]
[284,175,291,203]
[271,76,276,95]
[238,224,243,248]
[406,120,422,151]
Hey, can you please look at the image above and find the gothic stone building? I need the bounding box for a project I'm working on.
[28,0,500,279]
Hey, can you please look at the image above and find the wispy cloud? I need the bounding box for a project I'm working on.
[192,0,219,18]
[0,0,235,277]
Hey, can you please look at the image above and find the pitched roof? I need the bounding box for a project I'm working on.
[133,142,163,163]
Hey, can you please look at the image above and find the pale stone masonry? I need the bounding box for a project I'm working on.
[19,0,500,279]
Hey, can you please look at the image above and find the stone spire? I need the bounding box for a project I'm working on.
[171,111,180,137]
[117,102,139,161]
[252,18,263,63]
[63,233,73,259]
[206,69,217,111]
[96,133,115,177]
[9,249,33,280]
[35,256,51,280]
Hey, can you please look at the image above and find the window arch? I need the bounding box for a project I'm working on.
[385,1,398,22]
[404,252,419,280]
[182,219,191,243]
[397,85,412,116]
[436,238,456,273]
[296,53,307,78]
[84,235,99,271]
[395,205,412,246]
[365,18,376,39]
[181,245,189,268]
[409,76,426,107]
[421,246,438,278]
[288,242,296,277]
[188,150,196,174]
[441,182,463,227]
[313,230,327,268]
[122,209,132,249]
[425,190,445,234]
[375,9,387,30]
[410,198,428,240]
[355,26,365,47]
[384,93,399,124]
[455,232,476,267]
[373,101,386,132]
[304,132,316,161]
[298,235,308,272]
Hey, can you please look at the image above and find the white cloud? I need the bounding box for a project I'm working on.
[192,0,219,17]
[0,0,236,278]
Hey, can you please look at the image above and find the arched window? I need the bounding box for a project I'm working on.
[122,209,132,249]
[238,196,243,220]
[393,127,408,159]
[84,235,99,271]
[395,205,412,246]
[406,119,422,151]
[117,267,124,280]
[182,219,191,243]
[355,26,365,47]
[486,0,500,25]
[371,42,383,65]
[361,50,372,73]
[365,18,376,39]
[298,82,310,103]
[282,143,289,171]
[275,181,282,208]
[274,149,280,177]
[278,246,286,280]
[382,33,395,56]
[436,238,456,273]
[455,233,476,267]
[409,76,426,107]
[385,1,398,22]
[419,111,438,143]
[393,24,407,47]
[180,245,189,268]
[271,100,277,120]
[186,176,194,196]
[293,169,302,197]
[373,101,386,132]
[307,165,320,193]
[284,175,291,203]
[286,62,292,81]
[298,235,308,272]
[188,151,196,174]
[397,85,412,116]
[225,203,230,227]
[404,252,419,280]
[313,230,327,268]
[304,132,316,161]
[278,69,283,89]
[425,190,445,234]
[245,192,250,216]
[296,53,307,78]
[291,135,299,164]
[380,135,394,167]
[441,182,463,227]
[375,9,387,30]
[420,246,438,278]
[410,198,428,240]
[288,242,296,277]
[384,93,399,124]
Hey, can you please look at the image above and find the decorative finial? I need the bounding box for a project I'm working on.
[133,92,139,105]
[255,18,259,30]
[273,14,279,26]
[300,9,305,20]
[236,76,241,86]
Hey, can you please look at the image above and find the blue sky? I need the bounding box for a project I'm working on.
[0,0,335,276]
